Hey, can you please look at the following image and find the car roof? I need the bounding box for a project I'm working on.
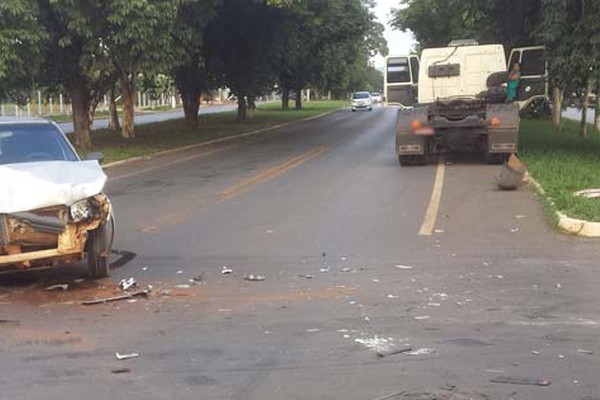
[0,117,53,125]
[354,91,371,95]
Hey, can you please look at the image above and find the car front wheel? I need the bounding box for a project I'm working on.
[86,216,114,278]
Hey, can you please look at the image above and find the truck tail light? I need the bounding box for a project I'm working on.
[490,117,501,127]
[411,120,421,130]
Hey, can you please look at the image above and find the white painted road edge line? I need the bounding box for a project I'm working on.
[102,109,340,169]
[419,161,446,236]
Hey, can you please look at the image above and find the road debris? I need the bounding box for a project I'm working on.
[387,294,398,299]
[141,266,148,271]
[244,275,265,282]
[74,278,85,284]
[434,229,445,234]
[428,302,441,307]
[306,328,320,333]
[355,336,393,353]
[372,278,380,283]
[111,367,131,374]
[578,349,594,355]
[394,264,413,270]
[490,376,551,386]
[510,228,520,233]
[115,352,139,361]
[340,256,347,261]
[556,283,562,288]
[174,284,191,289]
[406,348,434,356]
[118,278,137,291]
[221,266,233,274]
[82,290,149,305]
[414,316,430,320]
[532,350,540,355]
[176,270,183,274]
[516,215,527,219]
[376,345,412,358]
[497,153,527,190]
[298,274,315,279]
[0,319,20,325]
[319,268,329,273]
[45,284,69,291]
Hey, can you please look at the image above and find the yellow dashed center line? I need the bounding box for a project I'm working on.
[217,146,327,201]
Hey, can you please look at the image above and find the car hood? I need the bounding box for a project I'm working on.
[0,161,107,213]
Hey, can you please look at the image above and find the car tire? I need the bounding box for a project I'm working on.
[86,217,113,278]
[352,109,356,112]
[369,107,373,111]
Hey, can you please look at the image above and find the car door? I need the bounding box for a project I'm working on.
[507,46,547,103]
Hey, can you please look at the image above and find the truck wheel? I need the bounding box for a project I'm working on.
[86,218,113,278]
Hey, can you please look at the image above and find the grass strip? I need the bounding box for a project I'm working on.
[519,117,600,222]
[69,100,346,164]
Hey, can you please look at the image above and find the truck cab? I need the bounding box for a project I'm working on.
[394,40,547,165]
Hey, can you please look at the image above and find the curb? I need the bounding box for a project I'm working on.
[103,108,340,169]
[526,173,600,237]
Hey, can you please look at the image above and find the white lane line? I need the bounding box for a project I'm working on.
[419,161,446,236]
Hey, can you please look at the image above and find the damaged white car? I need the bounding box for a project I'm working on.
[0,118,114,278]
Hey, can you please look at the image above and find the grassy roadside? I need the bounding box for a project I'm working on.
[73,100,346,164]
[519,118,600,222]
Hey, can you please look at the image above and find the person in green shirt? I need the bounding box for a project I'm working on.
[506,62,521,102]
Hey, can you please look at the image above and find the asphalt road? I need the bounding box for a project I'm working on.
[2,106,600,399]
[58,104,237,133]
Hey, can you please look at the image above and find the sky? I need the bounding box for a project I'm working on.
[371,0,415,69]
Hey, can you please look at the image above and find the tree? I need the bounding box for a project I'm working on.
[171,0,219,127]
[0,0,46,104]
[204,0,280,121]
[105,0,178,138]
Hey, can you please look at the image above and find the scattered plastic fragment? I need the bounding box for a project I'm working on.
[176,270,183,274]
[376,345,412,358]
[532,350,540,355]
[306,328,320,333]
[244,275,265,282]
[372,278,380,283]
[394,264,413,270]
[578,349,594,355]
[556,283,562,288]
[516,215,527,219]
[82,290,149,305]
[298,274,315,279]
[510,228,520,233]
[428,303,441,307]
[74,279,85,284]
[414,316,430,320]
[340,256,347,261]
[174,284,191,289]
[558,354,565,359]
[111,367,131,374]
[387,294,398,299]
[118,278,137,291]
[116,352,139,361]
[319,268,329,273]
[141,266,148,271]
[490,376,551,386]
[45,284,69,291]
[484,369,504,374]
[434,229,445,234]
[221,266,233,274]
[406,348,434,356]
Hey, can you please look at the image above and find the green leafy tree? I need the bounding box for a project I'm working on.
[105,0,178,138]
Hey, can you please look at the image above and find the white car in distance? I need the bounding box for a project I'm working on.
[351,91,373,112]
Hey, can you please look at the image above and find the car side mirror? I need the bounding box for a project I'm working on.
[86,152,105,164]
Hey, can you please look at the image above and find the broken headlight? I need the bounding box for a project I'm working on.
[70,198,94,222]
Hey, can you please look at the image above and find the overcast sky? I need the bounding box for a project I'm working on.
[371,0,415,68]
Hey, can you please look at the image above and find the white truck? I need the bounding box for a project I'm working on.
[390,41,546,165]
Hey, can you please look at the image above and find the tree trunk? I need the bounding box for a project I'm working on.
[580,83,590,138]
[281,88,290,111]
[552,87,563,129]
[247,95,256,117]
[181,89,200,127]
[70,85,92,151]
[120,75,135,138]
[237,96,247,121]
[294,89,302,110]
[108,87,121,132]
[595,91,600,132]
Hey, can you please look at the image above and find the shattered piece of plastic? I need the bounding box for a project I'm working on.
[111,367,131,374]
[578,349,594,355]
[176,270,184,274]
[298,274,315,279]
[340,256,347,261]
[175,284,191,289]
[394,264,413,270]
[306,328,320,333]
[74,279,85,284]
[319,268,329,273]
[490,376,551,386]
[244,275,265,282]
[45,284,69,291]
[414,316,430,320]
[387,294,398,299]
[434,229,445,234]
[406,348,434,356]
[510,228,520,233]
[116,352,139,360]
[221,266,233,274]
[556,283,562,288]
[141,266,148,271]
[372,278,380,283]
[118,278,138,291]
[532,350,540,355]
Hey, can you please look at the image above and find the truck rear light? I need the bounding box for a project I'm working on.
[411,120,421,130]
[490,117,501,127]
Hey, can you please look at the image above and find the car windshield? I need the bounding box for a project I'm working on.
[353,92,370,99]
[0,123,79,165]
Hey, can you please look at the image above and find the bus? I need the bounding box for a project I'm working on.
[384,55,420,108]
